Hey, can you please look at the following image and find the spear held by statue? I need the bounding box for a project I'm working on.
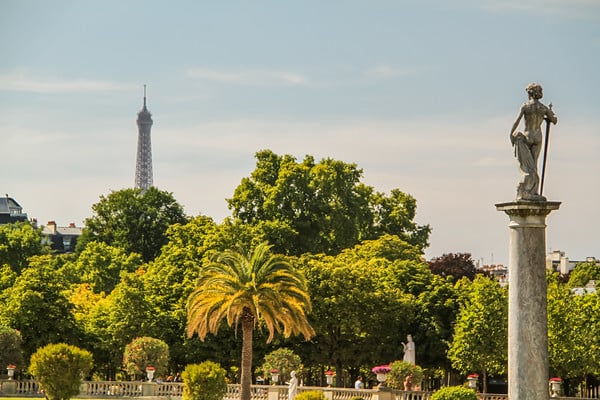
[539,102,553,196]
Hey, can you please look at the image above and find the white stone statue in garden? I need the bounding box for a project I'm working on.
[288,370,298,400]
[402,334,416,364]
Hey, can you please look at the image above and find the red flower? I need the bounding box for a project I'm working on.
[7,364,16,369]
[549,377,562,382]
[325,370,335,376]
[467,374,479,379]
[270,369,279,374]
[145,366,156,371]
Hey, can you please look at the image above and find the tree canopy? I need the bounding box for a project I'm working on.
[78,187,188,262]
[227,150,430,256]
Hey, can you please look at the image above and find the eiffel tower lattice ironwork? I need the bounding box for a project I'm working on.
[135,85,154,190]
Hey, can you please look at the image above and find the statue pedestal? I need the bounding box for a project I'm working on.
[496,201,560,400]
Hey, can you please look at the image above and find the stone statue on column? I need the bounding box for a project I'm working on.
[510,82,557,201]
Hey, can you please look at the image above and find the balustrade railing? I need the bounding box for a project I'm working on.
[0,380,597,399]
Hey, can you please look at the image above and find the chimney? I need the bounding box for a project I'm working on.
[69,223,76,228]
[47,221,57,234]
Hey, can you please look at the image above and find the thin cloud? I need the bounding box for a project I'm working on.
[364,64,416,80]
[185,67,309,86]
[0,70,134,93]
[471,0,600,19]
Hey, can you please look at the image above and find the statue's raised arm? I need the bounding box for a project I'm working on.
[510,83,557,201]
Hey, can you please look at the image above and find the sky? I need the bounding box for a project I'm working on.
[1,0,599,266]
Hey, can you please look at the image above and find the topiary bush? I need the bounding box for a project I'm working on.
[29,343,93,400]
[386,360,424,390]
[431,386,477,400]
[294,391,327,400]
[123,336,169,379]
[182,361,228,400]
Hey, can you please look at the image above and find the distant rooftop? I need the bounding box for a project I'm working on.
[0,194,28,224]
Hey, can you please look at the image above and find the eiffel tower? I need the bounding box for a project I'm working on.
[135,85,153,191]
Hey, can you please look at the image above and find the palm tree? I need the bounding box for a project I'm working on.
[187,242,314,400]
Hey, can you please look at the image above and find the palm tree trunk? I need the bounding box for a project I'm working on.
[240,308,254,400]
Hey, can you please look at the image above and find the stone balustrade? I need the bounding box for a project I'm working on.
[0,380,596,400]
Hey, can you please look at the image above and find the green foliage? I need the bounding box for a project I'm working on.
[67,241,141,294]
[548,275,600,380]
[294,391,327,400]
[79,187,188,262]
[0,255,80,359]
[261,348,302,384]
[296,236,428,376]
[182,361,228,400]
[227,150,430,256]
[0,326,24,370]
[447,276,507,391]
[430,386,477,400]
[187,242,314,400]
[0,221,48,274]
[29,343,93,400]
[386,361,423,390]
[123,336,169,378]
[567,261,600,288]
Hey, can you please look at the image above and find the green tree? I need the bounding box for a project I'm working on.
[0,221,48,274]
[227,150,430,256]
[567,261,600,288]
[29,343,93,400]
[78,187,188,262]
[123,336,169,379]
[0,255,80,360]
[182,361,228,400]
[295,235,427,384]
[447,276,508,393]
[0,326,24,371]
[187,242,314,400]
[67,241,142,294]
[548,273,600,393]
[260,348,302,384]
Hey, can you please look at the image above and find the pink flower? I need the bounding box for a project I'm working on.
[372,365,391,374]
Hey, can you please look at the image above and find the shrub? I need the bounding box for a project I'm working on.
[431,386,477,400]
[182,361,227,400]
[294,391,327,400]
[123,336,169,379]
[261,348,302,384]
[29,343,93,400]
[0,326,24,371]
[386,360,423,390]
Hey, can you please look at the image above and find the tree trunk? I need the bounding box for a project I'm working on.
[482,369,488,393]
[240,308,255,400]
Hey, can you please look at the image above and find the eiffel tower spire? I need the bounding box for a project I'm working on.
[135,85,153,191]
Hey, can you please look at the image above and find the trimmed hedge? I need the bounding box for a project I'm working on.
[431,386,477,400]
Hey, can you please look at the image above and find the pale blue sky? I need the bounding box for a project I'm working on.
[1,0,599,265]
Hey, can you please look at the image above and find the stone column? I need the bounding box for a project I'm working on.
[496,201,560,400]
